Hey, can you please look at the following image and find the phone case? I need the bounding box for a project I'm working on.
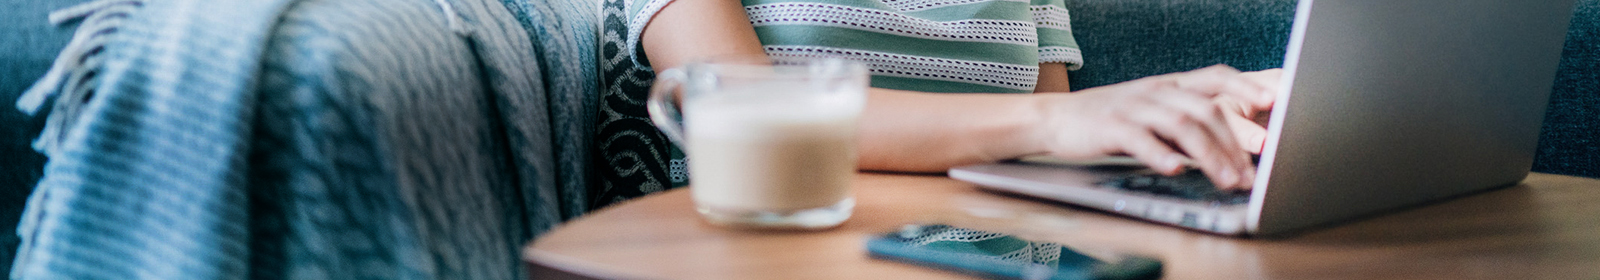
[865,224,1162,280]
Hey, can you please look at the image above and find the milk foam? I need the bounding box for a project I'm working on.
[684,88,862,211]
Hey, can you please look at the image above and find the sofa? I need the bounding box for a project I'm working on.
[1,0,1595,278]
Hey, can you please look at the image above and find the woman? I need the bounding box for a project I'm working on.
[594,0,1280,206]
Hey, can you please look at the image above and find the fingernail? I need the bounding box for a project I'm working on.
[1164,155,1183,172]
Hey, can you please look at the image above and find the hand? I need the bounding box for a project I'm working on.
[1030,65,1272,189]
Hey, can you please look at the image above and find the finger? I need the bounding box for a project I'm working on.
[1124,101,1249,188]
[1171,65,1244,97]
[1188,64,1244,78]
[1109,128,1188,175]
[1214,94,1258,119]
[1220,75,1273,110]
[1151,92,1255,183]
[1154,92,1244,161]
[1214,94,1268,153]
[1226,110,1269,154]
[1189,66,1277,111]
[1173,66,1279,110]
[1238,69,1284,109]
[1135,66,1231,99]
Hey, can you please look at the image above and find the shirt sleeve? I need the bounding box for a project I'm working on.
[1030,0,1084,70]
[623,0,680,68]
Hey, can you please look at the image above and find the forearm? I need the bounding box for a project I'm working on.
[856,88,1047,172]
[636,0,1268,187]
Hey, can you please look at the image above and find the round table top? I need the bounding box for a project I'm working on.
[525,172,1600,279]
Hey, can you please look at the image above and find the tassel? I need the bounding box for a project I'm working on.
[15,0,145,156]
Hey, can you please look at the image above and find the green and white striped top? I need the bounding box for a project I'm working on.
[624,0,1084,93]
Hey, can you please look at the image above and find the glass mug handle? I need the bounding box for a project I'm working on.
[646,68,689,147]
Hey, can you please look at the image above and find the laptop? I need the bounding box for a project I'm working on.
[950,0,1578,236]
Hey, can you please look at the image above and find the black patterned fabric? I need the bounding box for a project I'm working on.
[594,0,685,208]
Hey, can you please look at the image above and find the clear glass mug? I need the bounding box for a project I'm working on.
[647,57,868,229]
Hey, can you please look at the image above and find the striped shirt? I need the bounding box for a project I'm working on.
[624,0,1084,93]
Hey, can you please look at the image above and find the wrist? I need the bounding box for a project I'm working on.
[992,93,1058,161]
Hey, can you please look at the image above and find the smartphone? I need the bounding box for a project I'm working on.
[866,224,1162,280]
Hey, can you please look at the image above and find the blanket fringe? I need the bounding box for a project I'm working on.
[16,0,145,156]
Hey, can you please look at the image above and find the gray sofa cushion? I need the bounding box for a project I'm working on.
[1534,0,1600,178]
[1064,0,1297,90]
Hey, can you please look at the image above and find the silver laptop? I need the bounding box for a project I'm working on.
[950,0,1577,236]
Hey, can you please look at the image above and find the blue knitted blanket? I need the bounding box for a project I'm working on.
[11,0,596,277]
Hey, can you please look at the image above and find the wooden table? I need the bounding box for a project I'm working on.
[525,173,1600,279]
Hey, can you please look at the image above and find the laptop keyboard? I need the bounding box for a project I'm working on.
[1095,169,1252,205]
